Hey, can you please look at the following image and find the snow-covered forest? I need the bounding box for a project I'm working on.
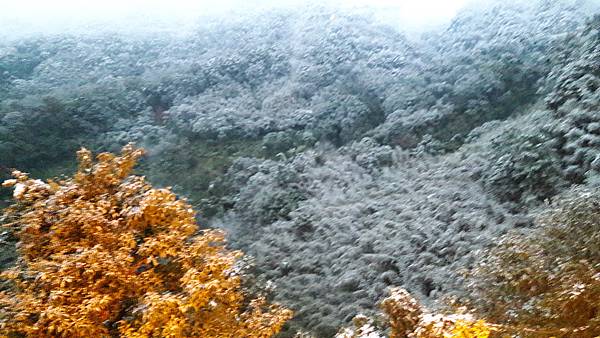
[1,1,600,337]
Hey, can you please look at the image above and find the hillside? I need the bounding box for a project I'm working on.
[1,1,600,336]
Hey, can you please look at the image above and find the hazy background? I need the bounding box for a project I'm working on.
[1,0,472,38]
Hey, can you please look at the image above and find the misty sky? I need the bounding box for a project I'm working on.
[1,0,471,36]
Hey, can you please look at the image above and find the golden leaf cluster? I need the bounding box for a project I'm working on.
[0,144,292,337]
[381,288,493,338]
[468,189,600,337]
[337,288,494,338]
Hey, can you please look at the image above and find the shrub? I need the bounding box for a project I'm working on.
[0,145,291,337]
[337,288,494,338]
[467,188,600,337]
[381,288,493,338]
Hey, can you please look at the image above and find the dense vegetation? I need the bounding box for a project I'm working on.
[1,0,600,336]
[0,146,291,337]
[467,189,600,337]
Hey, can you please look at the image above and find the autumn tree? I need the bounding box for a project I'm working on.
[467,188,600,337]
[0,145,292,337]
[336,288,494,338]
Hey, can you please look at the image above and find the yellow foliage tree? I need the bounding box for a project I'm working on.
[337,288,494,338]
[468,188,600,337]
[0,145,292,337]
[381,288,494,338]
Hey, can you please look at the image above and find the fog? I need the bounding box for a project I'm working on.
[1,0,471,38]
